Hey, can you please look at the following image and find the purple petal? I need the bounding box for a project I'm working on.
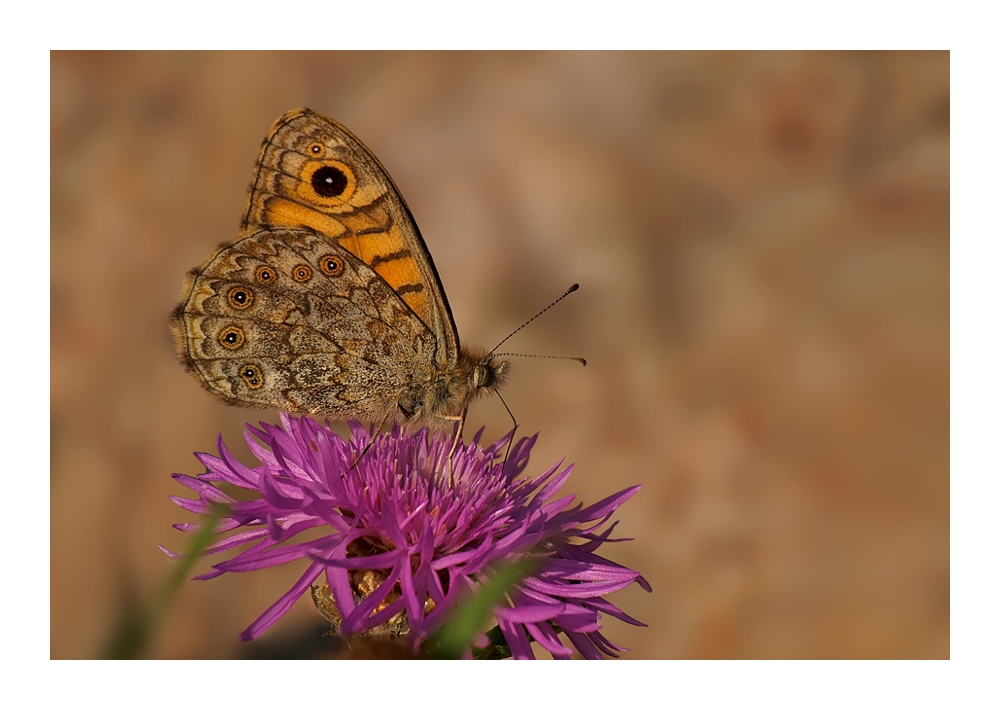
[579,596,647,627]
[259,468,307,509]
[215,436,264,487]
[310,547,405,570]
[530,465,574,505]
[498,618,535,660]
[521,575,639,598]
[494,601,567,623]
[565,485,641,525]
[548,605,601,633]
[563,629,608,659]
[239,561,325,641]
[202,527,272,556]
[525,621,573,657]
[215,540,314,572]
[589,630,629,656]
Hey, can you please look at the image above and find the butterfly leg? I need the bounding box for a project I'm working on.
[440,408,468,487]
[349,412,396,471]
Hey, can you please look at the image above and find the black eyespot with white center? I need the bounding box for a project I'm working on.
[240,364,263,389]
[292,264,313,283]
[227,286,254,310]
[311,165,348,198]
[320,254,345,277]
[219,326,245,350]
[255,266,277,284]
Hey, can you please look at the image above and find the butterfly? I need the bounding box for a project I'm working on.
[171,108,508,431]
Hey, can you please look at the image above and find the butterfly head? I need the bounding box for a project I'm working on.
[443,347,509,412]
[474,354,509,391]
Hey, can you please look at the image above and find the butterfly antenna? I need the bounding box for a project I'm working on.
[488,284,580,357]
[492,353,587,366]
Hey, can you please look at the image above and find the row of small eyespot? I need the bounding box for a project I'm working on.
[224,254,347,312]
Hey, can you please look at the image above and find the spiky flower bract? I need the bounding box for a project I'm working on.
[166,414,650,659]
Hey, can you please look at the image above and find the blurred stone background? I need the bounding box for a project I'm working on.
[50,51,949,659]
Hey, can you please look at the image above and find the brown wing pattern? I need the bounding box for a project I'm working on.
[171,228,438,419]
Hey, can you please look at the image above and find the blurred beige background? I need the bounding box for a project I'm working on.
[50,51,949,659]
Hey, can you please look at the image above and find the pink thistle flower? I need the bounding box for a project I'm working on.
[166,414,650,659]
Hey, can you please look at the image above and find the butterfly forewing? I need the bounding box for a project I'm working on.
[240,108,458,366]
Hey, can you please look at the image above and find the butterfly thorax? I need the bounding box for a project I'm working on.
[398,347,509,423]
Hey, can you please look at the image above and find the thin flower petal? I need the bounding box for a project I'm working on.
[494,602,567,623]
[525,621,574,657]
[309,547,406,570]
[498,617,536,660]
[563,629,609,659]
[239,561,325,641]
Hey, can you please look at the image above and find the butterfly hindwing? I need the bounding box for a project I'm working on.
[172,228,437,418]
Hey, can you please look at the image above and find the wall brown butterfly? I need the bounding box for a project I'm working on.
[171,108,508,429]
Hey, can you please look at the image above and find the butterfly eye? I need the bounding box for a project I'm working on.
[308,142,325,156]
[240,364,263,389]
[219,326,246,350]
[311,165,348,198]
[320,254,345,277]
[226,286,254,310]
[291,264,313,283]
[255,265,277,284]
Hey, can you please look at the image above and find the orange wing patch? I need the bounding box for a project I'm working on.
[338,223,431,327]
[258,197,350,239]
